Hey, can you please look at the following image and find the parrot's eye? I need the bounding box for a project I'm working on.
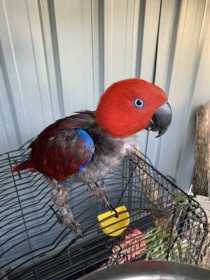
[134,98,144,108]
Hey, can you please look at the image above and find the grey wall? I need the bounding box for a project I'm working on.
[0,0,210,188]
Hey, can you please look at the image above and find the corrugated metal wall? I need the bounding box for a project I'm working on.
[0,0,210,189]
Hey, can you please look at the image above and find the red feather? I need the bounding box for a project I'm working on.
[13,111,95,182]
[96,79,167,137]
[12,160,34,172]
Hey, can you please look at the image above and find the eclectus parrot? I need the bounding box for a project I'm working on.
[13,79,172,234]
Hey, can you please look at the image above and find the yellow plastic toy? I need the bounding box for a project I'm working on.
[97,205,130,237]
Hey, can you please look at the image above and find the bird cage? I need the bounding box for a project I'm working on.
[0,140,208,280]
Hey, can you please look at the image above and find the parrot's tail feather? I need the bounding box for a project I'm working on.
[12,160,34,172]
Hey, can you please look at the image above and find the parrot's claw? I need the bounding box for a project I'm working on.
[67,221,83,237]
[58,207,83,236]
[50,205,82,236]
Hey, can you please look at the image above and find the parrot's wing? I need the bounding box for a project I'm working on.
[30,110,96,146]
[28,111,96,181]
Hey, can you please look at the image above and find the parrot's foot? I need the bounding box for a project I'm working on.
[52,206,82,236]
[50,181,82,236]
[59,207,83,236]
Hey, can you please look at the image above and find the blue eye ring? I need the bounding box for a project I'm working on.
[134,98,144,108]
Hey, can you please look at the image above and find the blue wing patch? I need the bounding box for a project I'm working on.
[75,128,95,171]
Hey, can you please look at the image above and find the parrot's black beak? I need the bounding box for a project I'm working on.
[146,102,172,137]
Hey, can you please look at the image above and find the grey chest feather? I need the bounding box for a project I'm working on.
[78,127,127,183]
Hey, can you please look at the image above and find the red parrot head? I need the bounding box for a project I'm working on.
[96,79,172,138]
